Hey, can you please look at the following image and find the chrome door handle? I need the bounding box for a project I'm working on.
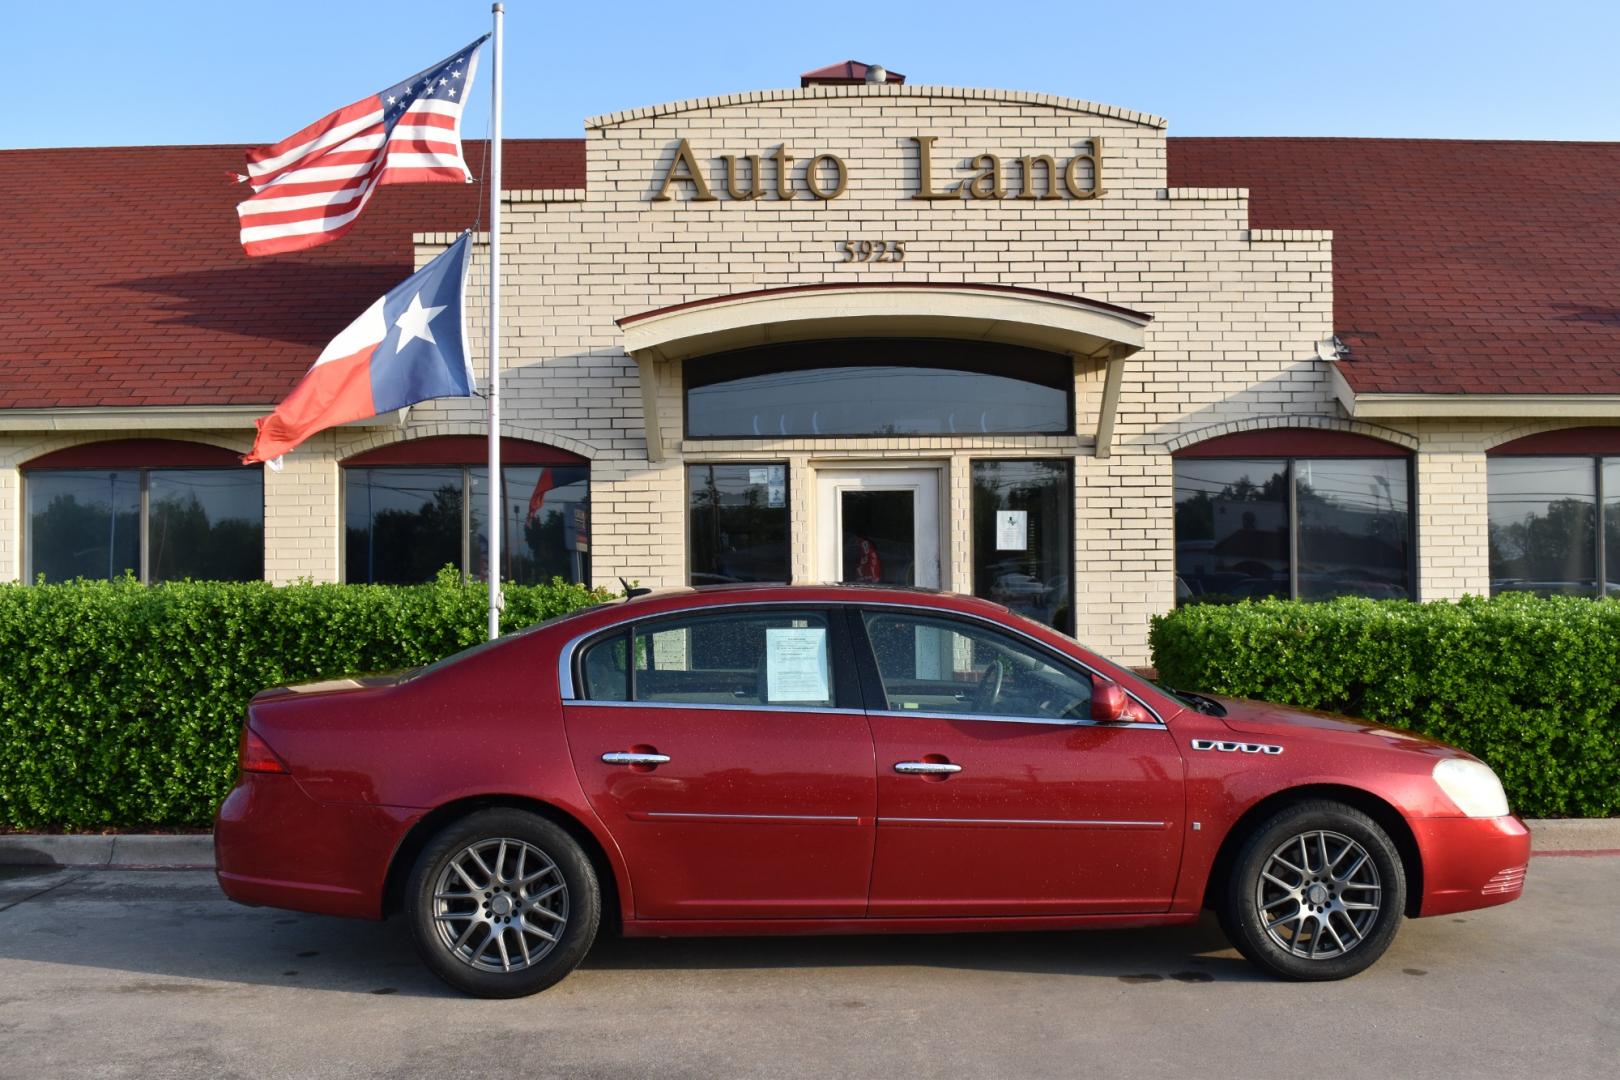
[602,752,671,766]
[894,761,962,775]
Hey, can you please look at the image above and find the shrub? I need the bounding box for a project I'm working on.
[0,574,613,830]
[1149,594,1620,818]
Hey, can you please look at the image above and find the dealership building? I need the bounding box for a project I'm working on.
[4,62,1618,662]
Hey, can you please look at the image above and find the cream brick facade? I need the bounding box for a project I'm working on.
[5,83,1614,663]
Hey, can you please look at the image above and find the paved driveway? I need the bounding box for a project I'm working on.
[0,856,1614,1080]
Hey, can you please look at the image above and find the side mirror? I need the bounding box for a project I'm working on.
[1092,681,1128,722]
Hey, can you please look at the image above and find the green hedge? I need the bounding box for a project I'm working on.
[0,574,613,830]
[1149,594,1620,818]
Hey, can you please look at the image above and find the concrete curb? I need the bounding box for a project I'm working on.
[1522,818,1620,852]
[0,834,214,869]
[2,819,1617,869]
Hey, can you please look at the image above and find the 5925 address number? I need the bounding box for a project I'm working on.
[839,239,906,262]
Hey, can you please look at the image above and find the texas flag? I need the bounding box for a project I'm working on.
[245,233,474,464]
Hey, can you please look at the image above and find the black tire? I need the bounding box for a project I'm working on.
[405,808,600,998]
[1219,800,1406,981]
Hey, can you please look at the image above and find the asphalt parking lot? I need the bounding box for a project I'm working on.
[0,856,1614,1080]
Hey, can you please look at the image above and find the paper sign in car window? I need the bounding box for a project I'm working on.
[765,626,830,703]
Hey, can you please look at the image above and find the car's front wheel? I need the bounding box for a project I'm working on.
[405,808,600,998]
[1220,800,1406,980]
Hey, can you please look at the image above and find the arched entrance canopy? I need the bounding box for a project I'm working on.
[616,283,1151,459]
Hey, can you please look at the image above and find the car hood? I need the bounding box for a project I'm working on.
[1209,695,1468,757]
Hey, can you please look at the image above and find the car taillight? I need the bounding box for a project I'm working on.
[239,726,288,774]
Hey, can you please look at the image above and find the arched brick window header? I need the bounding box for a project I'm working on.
[24,438,248,469]
[1173,428,1409,459]
[1488,427,1620,456]
[342,435,587,468]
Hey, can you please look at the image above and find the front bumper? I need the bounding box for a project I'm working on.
[214,772,419,920]
[1411,814,1532,917]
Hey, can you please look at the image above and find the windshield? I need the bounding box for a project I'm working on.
[1151,683,1228,716]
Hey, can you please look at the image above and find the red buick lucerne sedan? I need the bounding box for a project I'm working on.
[215,585,1530,997]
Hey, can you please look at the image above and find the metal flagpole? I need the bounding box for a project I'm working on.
[486,2,504,640]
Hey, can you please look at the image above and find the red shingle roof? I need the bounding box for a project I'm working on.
[0,141,584,409]
[1169,137,1620,396]
[3,135,1616,408]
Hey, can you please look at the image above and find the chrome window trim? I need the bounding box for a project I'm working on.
[558,602,838,704]
[555,598,1166,726]
[563,698,864,716]
[869,709,1166,730]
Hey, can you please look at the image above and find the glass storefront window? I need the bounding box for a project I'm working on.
[687,464,790,585]
[1295,459,1412,600]
[1487,456,1604,597]
[971,460,1074,633]
[25,470,141,582]
[1606,460,1620,598]
[345,467,463,584]
[147,469,266,582]
[344,465,590,585]
[686,339,1072,439]
[26,467,262,583]
[1173,459,1289,603]
[471,466,591,585]
[1173,455,1413,604]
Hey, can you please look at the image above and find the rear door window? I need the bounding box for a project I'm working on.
[631,610,835,707]
[576,609,844,707]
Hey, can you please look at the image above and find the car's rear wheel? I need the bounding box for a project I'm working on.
[405,808,600,998]
[1220,800,1406,980]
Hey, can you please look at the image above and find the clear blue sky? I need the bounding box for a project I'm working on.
[9,0,1620,148]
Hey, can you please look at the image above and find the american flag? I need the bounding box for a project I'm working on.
[235,36,488,257]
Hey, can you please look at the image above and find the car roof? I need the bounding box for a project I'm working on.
[579,582,1014,624]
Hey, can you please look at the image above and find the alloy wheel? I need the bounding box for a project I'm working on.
[1254,829,1382,960]
[431,837,570,973]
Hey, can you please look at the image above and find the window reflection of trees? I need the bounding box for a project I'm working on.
[148,494,263,582]
[1173,457,1411,605]
[344,466,590,585]
[27,468,263,583]
[687,464,789,585]
[1487,456,1609,596]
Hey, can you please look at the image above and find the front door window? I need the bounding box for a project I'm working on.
[841,489,914,585]
[861,610,1094,721]
[816,468,940,588]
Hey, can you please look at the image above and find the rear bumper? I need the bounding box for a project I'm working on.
[1411,814,1532,917]
[214,772,419,920]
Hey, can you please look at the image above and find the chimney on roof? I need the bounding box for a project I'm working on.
[800,60,905,88]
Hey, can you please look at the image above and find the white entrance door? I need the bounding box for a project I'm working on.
[816,469,941,588]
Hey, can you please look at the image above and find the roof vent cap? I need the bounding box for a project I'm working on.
[800,60,906,87]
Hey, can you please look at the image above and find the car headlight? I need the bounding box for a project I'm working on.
[1432,758,1510,818]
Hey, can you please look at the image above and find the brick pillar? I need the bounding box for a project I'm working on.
[263,433,339,584]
